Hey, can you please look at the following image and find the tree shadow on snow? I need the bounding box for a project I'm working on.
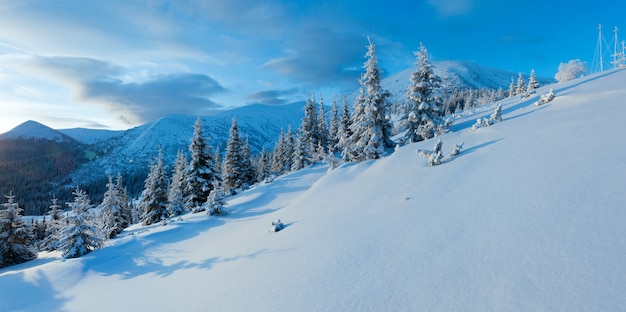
[79,215,294,281]
[461,138,505,156]
[80,217,227,279]
[0,269,71,311]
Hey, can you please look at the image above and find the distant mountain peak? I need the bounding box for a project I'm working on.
[0,120,77,143]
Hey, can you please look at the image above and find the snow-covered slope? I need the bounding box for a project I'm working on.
[2,70,626,311]
[0,120,78,143]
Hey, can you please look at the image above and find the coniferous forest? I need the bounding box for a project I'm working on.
[0,41,534,268]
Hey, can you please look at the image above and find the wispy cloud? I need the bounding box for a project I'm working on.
[43,116,111,130]
[81,73,226,124]
[27,56,226,125]
[261,24,365,88]
[245,88,299,106]
[427,0,475,17]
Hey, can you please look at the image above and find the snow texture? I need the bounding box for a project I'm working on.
[1,69,626,311]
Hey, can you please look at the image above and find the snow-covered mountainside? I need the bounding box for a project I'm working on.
[70,102,305,184]
[2,69,625,311]
[57,128,122,145]
[0,120,78,143]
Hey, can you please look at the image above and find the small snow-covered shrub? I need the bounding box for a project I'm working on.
[490,104,502,123]
[471,117,491,130]
[536,88,555,106]
[417,139,444,166]
[450,143,464,157]
[272,219,285,232]
[472,104,503,130]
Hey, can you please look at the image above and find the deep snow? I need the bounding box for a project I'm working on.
[1,69,626,311]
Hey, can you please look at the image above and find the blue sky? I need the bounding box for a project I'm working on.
[0,0,623,133]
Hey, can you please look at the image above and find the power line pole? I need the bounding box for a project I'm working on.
[599,24,604,72]
[613,27,619,69]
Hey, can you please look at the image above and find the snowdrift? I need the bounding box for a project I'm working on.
[2,70,626,311]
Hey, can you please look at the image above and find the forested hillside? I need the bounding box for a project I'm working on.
[0,138,88,215]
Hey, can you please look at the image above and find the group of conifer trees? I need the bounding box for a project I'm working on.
[1,40,513,267]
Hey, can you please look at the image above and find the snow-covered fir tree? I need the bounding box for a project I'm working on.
[167,150,188,217]
[508,77,516,97]
[291,130,308,171]
[167,151,187,217]
[300,94,319,161]
[338,96,353,161]
[255,147,270,182]
[347,38,394,161]
[114,173,131,228]
[516,73,526,96]
[31,218,47,250]
[222,117,246,193]
[271,127,294,175]
[138,148,169,225]
[0,192,36,268]
[204,179,227,216]
[241,136,256,188]
[58,187,103,259]
[316,95,329,159]
[213,146,222,174]
[41,195,64,251]
[526,69,539,93]
[328,97,340,153]
[97,175,127,239]
[402,43,445,144]
[185,117,218,211]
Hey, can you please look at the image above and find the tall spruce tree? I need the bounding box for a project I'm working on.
[271,127,294,175]
[168,150,188,217]
[403,43,444,144]
[316,95,329,159]
[222,117,245,193]
[508,77,516,97]
[527,69,539,93]
[0,192,36,267]
[516,72,526,96]
[329,97,340,153]
[291,130,308,171]
[338,96,353,161]
[348,38,394,161]
[41,195,63,251]
[138,148,169,225]
[58,187,103,259]
[241,136,256,187]
[255,147,270,182]
[114,173,132,228]
[185,117,217,210]
[97,175,126,239]
[300,94,318,161]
